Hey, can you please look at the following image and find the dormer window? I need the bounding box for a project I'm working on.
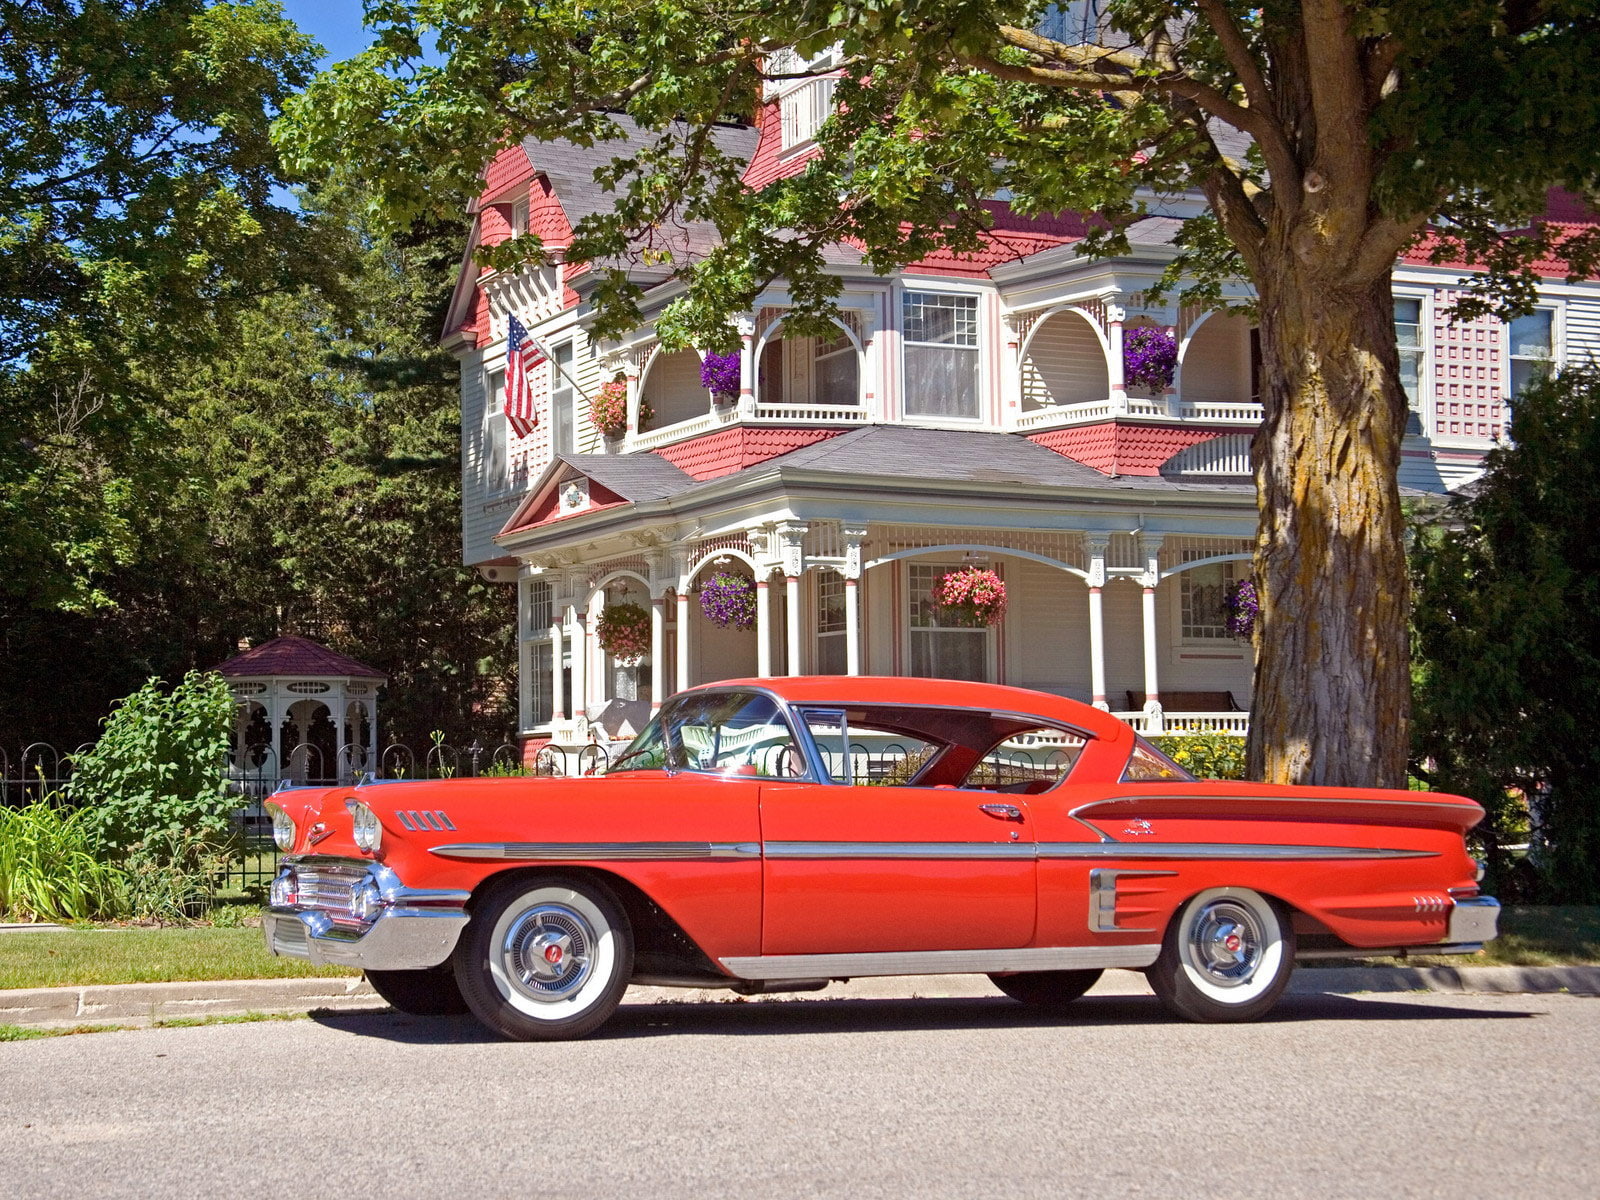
[510,195,530,237]
[769,45,841,152]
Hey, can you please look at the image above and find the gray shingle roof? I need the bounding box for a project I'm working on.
[556,452,698,502]
[751,426,1254,494]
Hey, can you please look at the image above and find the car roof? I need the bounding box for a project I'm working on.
[683,676,1131,742]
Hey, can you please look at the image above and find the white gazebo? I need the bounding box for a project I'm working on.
[215,635,387,788]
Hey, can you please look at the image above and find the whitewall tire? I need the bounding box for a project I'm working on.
[454,874,634,1041]
[1147,887,1295,1023]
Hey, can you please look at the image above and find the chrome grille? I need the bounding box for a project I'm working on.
[269,918,309,956]
[294,861,369,924]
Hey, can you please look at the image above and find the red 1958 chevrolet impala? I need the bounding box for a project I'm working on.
[262,677,1499,1040]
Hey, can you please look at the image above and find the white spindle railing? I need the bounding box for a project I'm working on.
[1179,400,1264,423]
[751,403,867,424]
[1116,710,1250,736]
[625,408,738,452]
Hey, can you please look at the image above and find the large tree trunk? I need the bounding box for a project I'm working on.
[1247,269,1412,788]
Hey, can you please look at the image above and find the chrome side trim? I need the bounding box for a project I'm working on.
[428,841,761,862]
[719,943,1161,981]
[762,841,1434,862]
[1076,793,1484,816]
[1040,843,1437,861]
[1089,868,1177,933]
[765,841,1036,861]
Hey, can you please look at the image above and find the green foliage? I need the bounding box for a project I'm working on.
[0,796,124,922]
[1153,734,1248,781]
[1411,368,1600,903]
[69,671,237,855]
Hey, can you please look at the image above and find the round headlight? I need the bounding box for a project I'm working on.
[265,802,295,852]
[347,799,382,854]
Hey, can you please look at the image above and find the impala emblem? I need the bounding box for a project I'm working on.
[1123,818,1155,837]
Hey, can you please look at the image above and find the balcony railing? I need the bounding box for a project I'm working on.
[1116,710,1250,736]
[624,402,868,453]
[1012,396,1263,432]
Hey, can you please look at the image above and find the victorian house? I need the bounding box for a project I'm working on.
[441,69,1600,766]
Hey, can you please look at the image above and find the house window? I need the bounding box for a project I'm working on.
[551,341,575,455]
[903,292,980,419]
[1180,561,1239,641]
[529,641,553,727]
[907,562,992,682]
[780,77,837,150]
[1393,297,1426,435]
[510,196,530,237]
[816,570,849,674]
[1509,309,1554,399]
[526,579,553,636]
[484,368,509,489]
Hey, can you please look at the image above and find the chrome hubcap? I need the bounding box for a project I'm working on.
[1188,900,1264,986]
[502,904,593,1000]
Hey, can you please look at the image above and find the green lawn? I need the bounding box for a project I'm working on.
[0,926,358,990]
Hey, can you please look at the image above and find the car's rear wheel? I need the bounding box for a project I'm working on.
[988,969,1103,1009]
[365,964,470,1015]
[453,874,634,1041]
[1147,887,1295,1023]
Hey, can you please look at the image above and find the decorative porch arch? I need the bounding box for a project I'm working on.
[754,313,865,408]
[1159,551,1252,581]
[865,542,1090,581]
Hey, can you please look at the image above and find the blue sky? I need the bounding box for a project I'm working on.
[280,0,374,65]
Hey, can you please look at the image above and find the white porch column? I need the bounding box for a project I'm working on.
[569,605,588,721]
[550,620,566,721]
[329,687,348,781]
[1106,303,1128,410]
[675,588,691,693]
[1138,533,1165,732]
[842,525,868,676]
[735,314,757,418]
[785,575,803,675]
[1086,535,1110,710]
[844,578,861,675]
[755,576,774,678]
[650,594,666,710]
[367,697,379,774]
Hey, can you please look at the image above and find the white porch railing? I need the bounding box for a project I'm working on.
[751,402,867,424]
[1116,710,1250,736]
[625,408,739,452]
[1012,397,1263,433]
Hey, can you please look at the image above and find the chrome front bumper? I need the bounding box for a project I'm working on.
[263,858,470,971]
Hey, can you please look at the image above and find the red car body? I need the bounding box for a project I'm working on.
[263,678,1498,1038]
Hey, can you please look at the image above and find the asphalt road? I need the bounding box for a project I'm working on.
[2,987,1595,1199]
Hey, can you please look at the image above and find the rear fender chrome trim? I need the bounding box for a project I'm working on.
[764,841,1435,862]
[719,944,1161,981]
[428,841,760,862]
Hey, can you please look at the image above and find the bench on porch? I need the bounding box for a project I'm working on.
[1125,690,1244,712]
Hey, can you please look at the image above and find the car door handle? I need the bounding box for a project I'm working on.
[979,803,1024,822]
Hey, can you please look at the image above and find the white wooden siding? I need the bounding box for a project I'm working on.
[1180,313,1251,405]
[643,349,709,428]
[1004,558,1090,699]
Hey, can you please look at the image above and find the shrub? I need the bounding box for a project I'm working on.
[70,671,238,856]
[0,796,125,922]
[1154,733,1247,780]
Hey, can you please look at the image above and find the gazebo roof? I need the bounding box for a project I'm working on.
[215,636,386,681]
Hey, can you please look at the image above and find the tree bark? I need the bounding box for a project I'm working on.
[1248,269,1412,788]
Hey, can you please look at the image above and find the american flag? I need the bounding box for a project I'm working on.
[504,314,546,439]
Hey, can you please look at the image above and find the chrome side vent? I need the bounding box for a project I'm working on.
[397,810,455,832]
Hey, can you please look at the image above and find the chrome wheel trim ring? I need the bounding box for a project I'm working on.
[485,887,617,1020]
[1174,887,1285,1005]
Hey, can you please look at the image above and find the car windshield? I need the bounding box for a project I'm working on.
[608,690,806,778]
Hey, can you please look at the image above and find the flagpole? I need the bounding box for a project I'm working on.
[522,325,595,401]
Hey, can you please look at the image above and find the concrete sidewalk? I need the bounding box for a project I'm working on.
[2,965,1596,1030]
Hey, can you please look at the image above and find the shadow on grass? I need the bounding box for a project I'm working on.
[310,989,1539,1045]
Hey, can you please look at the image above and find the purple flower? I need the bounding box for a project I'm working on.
[699,571,757,630]
[1124,327,1178,390]
[700,351,741,397]
[1223,580,1258,640]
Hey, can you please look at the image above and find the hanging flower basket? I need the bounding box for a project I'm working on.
[1223,579,1259,641]
[1124,326,1178,391]
[589,380,629,439]
[595,602,651,664]
[933,566,1007,627]
[700,351,741,404]
[699,570,757,630]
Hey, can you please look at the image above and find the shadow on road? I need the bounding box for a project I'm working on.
[310,989,1538,1044]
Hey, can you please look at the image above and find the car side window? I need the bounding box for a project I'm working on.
[1120,737,1196,782]
[960,728,1086,793]
[800,709,941,785]
[611,691,806,777]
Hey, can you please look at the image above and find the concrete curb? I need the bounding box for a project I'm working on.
[0,965,1594,1029]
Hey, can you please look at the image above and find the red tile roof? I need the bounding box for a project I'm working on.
[215,636,386,680]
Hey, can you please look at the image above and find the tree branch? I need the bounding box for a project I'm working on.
[1193,0,1300,191]
[1300,0,1370,199]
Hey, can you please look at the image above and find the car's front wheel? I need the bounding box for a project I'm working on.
[453,874,634,1041]
[988,969,1103,1009]
[1147,887,1296,1023]
[365,964,470,1015]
